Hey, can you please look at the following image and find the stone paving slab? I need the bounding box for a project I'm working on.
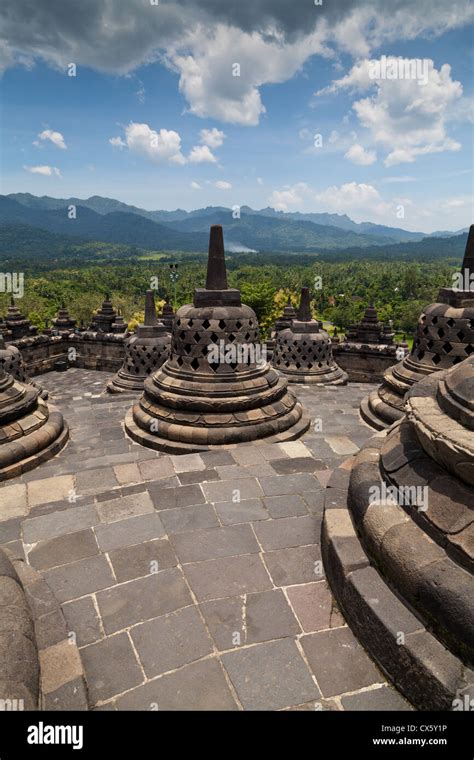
[0,369,412,711]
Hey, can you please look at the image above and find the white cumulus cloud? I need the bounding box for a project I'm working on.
[110,122,186,165]
[37,129,67,149]
[268,182,310,211]
[344,143,377,165]
[24,164,61,176]
[199,127,225,149]
[215,180,232,190]
[318,57,465,166]
[188,144,216,163]
[1,1,474,125]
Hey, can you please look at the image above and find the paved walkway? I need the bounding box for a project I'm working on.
[0,369,412,710]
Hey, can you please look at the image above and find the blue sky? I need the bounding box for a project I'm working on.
[1,0,473,232]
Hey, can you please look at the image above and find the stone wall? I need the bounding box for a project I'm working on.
[332,344,399,383]
[68,334,125,372]
[8,333,126,375]
[9,336,65,376]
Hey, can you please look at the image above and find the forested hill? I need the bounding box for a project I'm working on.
[0,222,466,269]
[0,196,393,251]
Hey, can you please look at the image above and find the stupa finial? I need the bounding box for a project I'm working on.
[205,225,228,290]
[297,288,312,322]
[144,290,157,326]
[461,224,474,276]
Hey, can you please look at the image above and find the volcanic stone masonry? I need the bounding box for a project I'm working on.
[125,225,309,452]
[361,224,474,429]
[0,364,68,481]
[322,354,474,710]
[107,290,171,394]
[271,287,347,385]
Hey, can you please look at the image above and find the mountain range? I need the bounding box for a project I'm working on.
[0,193,467,255]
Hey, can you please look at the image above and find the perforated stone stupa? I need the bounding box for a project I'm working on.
[361,225,474,429]
[323,355,474,709]
[0,365,68,481]
[0,334,48,400]
[125,225,309,452]
[271,288,347,385]
[107,290,170,394]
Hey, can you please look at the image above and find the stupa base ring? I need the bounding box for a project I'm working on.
[276,368,348,385]
[124,406,310,453]
[0,405,69,482]
[107,372,148,394]
[360,389,404,430]
[322,456,474,711]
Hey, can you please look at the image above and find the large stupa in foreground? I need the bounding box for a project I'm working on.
[361,225,474,429]
[125,225,309,452]
[323,355,474,709]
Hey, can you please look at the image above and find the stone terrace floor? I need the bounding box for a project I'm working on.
[0,369,413,711]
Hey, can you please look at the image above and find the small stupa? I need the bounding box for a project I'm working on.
[111,311,128,335]
[52,302,76,334]
[4,298,37,339]
[271,288,347,384]
[274,296,297,335]
[0,365,68,481]
[107,291,170,394]
[362,225,474,429]
[345,303,394,345]
[332,304,401,383]
[89,295,117,333]
[125,225,309,452]
[160,298,175,332]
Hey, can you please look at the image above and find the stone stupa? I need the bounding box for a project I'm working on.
[361,225,474,429]
[0,365,68,481]
[333,304,403,384]
[0,333,48,400]
[271,287,347,385]
[345,303,394,345]
[52,302,76,335]
[110,311,128,334]
[125,225,309,452]
[4,297,37,340]
[274,296,297,335]
[107,291,171,394]
[160,298,175,332]
[323,355,474,709]
[89,295,117,333]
